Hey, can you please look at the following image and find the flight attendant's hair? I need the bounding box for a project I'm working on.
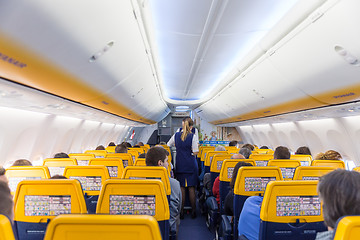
[181,117,193,141]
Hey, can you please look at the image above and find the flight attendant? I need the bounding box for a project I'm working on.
[168,117,199,218]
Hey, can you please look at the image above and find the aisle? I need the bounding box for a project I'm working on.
[178,207,215,240]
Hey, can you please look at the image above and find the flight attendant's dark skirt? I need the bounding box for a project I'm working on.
[177,172,198,187]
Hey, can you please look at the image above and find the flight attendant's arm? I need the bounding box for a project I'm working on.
[167,134,175,147]
[192,134,199,156]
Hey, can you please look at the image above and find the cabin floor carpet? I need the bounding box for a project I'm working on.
[178,205,215,240]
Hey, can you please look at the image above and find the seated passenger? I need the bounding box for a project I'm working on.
[122,142,132,148]
[295,146,312,156]
[241,144,254,151]
[138,153,146,158]
[315,169,360,239]
[53,152,69,158]
[95,145,105,150]
[238,195,263,240]
[12,159,32,166]
[213,154,246,206]
[259,146,269,149]
[108,142,116,146]
[137,142,144,146]
[203,145,226,193]
[229,140,238,147]
[0,181,14,222]
[315,150,342,160]
[115,144,128,153]
[273,146,290,159]
[224,159,253,217]
[0,167,8,184]
[239,147,252,159]
[146,147,181,236]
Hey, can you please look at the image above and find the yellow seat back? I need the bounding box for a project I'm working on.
[88,158,124,178]
[290,154,312,166]
[128,147,145,155]
[127,149,140,161]
[0,215,16,240]
[135,158,146,166]
[234,167,283,196]
[249,154,273,161]
[68,154,95,165]
[333,216,360,240]
[311,160,345,169]
[43,214,162,240]
[353,166,360,172]
[219,159,256,182]
[63,166,110,196]
[96,179,170,222]
[293,166,336,180]
[105,153,134,167]
[210,154,232,173]
[121,166,171,196]
[200,147,215,162]
[225,146,239,154]
[260,180,323,223]
[6,166,50,195]
[205,151,228,167]
[105,146,116,153]
[267,160,301,180]
[84,150,107,158]
[43,158,78,177]
[14,179,87,223]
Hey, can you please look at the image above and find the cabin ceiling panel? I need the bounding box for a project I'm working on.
[0,0,168,123]
[269,0,360,105]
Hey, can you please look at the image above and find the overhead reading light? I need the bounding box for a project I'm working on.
[335,45,359,66]
[89,41,115,62]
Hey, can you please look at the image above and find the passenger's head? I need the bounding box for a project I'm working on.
[215,145,226,151]
[138,153,146,159]
[50,175,68,179]
[181,117,194,141]
[137,142,144,146]
[295,146,312,156]
[12,159,32,166]
[0,181,14,221]
[115,144,128,153]
[230,161,253,189]
[108,142,116,146]
[273,146,290,159]
[95,145,105,150]
[229,140,238,147]
[231,154,245,159]
[242,144,254,151]
[318,169,360,229]
[54,152,69,158]
[0,167,8,184]
[124,142,132,148]
[146,147,169,169]
[260,146,269,149]
[315,150,342,160]
[238,147,252,159]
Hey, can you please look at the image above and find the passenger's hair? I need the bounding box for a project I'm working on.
[0,167,5,176]
[242,144,254,151]
[137,142,144,146]
[0,181,13,220]
[215,145,226,151]
[54,152,69,158]
[315,150,342,160]
[230,161,253,189]
[115,144,128,153]
[108,142,116,146]
[146,147,168,166]
[50,175,68,179]
[229,140,238,147]
[12,159,32,166]
[123,142,132,148]
[260,146,269,149]
[295,146,312,156]
[318,169,360,228]
[159,141,167,145]
[95,145,105,150]
[231,154,245,159]
[273,146,290,159]
[138,153,146,158]
[239,148,252,159]
[181,117,193,141]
